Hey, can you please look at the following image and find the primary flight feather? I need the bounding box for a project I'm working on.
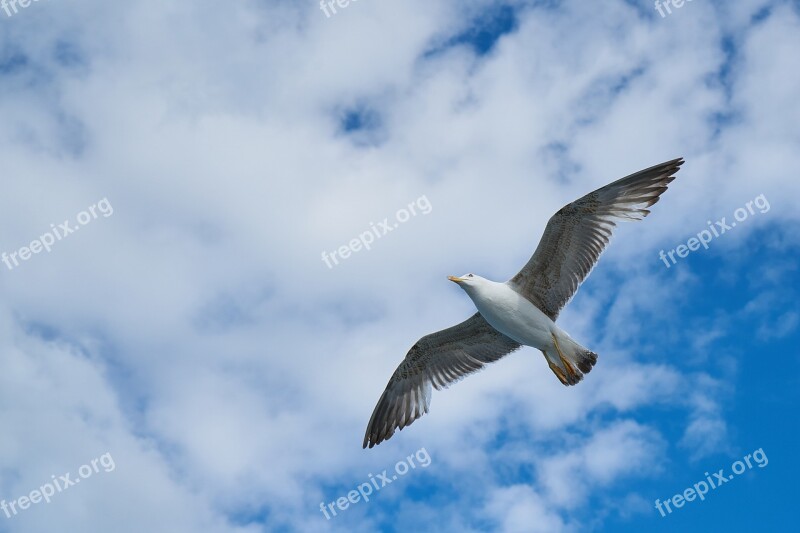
[363,158,684,448]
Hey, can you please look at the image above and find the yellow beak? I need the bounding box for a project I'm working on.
[448,276,464,283]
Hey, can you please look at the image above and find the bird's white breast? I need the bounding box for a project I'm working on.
[466,281,555,350]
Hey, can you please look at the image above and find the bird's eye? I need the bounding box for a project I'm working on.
[468,274,473,278]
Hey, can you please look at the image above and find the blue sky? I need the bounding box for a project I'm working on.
[0,0,798,532]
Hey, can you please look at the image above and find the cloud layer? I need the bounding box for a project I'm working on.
[0,0,797,531]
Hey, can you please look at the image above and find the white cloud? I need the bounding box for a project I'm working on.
[484,484,572,533]
[0,0,797,530]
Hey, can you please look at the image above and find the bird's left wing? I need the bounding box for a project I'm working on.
[363,313,521,448]
[509,158,684,320]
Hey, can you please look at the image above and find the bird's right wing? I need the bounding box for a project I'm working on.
[363,313,521,448]
[509,158,684,320]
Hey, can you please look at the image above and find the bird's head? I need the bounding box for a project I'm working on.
[447,273,486,293]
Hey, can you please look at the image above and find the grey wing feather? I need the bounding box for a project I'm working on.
[509,158,684,320]
[363,313,521,448]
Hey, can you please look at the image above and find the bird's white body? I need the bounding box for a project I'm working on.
[459,277,555,349]
[453,274,593,385]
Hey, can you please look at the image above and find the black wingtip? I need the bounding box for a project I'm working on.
[667,157,685,170]
[363,431,382,448]
[363,432,385,449]
[656,156,684,172]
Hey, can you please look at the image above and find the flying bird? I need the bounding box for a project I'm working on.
[363,158,684,448]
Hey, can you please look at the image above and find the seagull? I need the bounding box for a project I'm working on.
[362,158,684,448]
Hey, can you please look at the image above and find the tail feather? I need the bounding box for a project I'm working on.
[576,350,598,374]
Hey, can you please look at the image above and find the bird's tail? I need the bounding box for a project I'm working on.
[541,331,598,386]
